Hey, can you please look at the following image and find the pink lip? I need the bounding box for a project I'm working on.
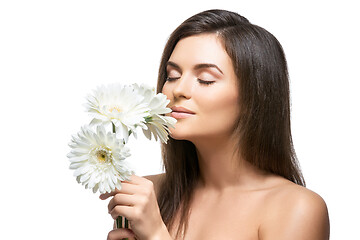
[171,106,195,119]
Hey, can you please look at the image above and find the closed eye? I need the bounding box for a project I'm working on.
[198,79,215,85]
[165,76,215,85]
[166,77,180,82]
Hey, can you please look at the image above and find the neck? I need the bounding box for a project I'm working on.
[192,135,268,192]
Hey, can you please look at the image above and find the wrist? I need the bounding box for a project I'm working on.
[148,222,172,240]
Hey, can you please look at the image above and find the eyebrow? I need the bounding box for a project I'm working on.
[166,61,224,75]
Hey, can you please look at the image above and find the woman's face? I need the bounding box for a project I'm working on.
[162,33,240,142]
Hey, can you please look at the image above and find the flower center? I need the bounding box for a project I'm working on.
[96,150,108,163]
[108,105,122,113]
[91,147,112,164]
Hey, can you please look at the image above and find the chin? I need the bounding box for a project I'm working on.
[169,133,188,141]
[169,129,195,141]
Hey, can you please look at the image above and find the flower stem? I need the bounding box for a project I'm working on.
[125,218,129,228]
[112,122,116,133]
[112,122,129,240]
[116,216,122,229]
[116,216,129,240]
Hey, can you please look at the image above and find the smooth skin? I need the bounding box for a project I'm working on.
[101,33,330,239]
[100,175,170,240]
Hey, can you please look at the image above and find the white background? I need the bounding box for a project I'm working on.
[0,0,358,239]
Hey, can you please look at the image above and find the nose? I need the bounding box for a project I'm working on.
[172,73,193,100]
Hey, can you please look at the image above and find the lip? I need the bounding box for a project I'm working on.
[170,106,195,119]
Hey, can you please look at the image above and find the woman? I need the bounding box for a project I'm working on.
[100,9,330,239]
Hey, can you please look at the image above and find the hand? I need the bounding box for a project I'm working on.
[100,175,170,240]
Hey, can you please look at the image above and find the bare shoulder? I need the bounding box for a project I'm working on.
[259,180,330,240]
[143,173,165,196]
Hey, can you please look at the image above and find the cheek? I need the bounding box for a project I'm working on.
[196,87,239,129]
[161,83,172,100]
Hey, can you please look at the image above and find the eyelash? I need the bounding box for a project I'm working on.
[166,77,215,85]
[198,79,215,85]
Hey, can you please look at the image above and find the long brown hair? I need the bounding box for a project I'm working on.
[156,9,305,238]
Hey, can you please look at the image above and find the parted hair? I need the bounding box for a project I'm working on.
[156,9,305,238]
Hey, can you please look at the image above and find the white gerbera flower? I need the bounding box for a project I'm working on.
[143,115,176,143]
[133,83,176,143]
[67,124,133,194]
[84,84,150,142]
[132,83,155,105]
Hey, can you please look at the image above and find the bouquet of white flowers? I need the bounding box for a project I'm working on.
[67,83,176,232]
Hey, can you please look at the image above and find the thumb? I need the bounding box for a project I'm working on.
[107,228,135,240]
[100,189,121,200]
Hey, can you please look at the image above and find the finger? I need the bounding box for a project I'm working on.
[100,192,112,200]
[108,193,136,213]
[100,183,140,200]
[126,175,149,185]
[122,176,155,195]
[119,182,142,193]
[110,205,134,220]
[107,228,135,240]
[100,189,120,200]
